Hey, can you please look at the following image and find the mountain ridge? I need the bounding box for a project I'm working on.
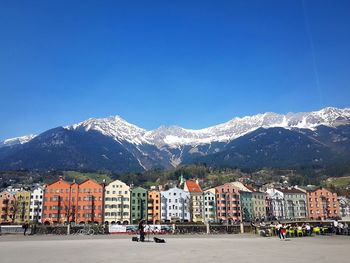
[0,107,349,173]
[2,107,349,148]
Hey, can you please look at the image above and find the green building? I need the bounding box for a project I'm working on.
[130,187,148,224]
[277,188,308,219]
[240,191,253,222]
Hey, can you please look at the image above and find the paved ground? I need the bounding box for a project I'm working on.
[0,234,349,263]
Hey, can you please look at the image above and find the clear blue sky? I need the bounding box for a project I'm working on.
[1,0,350,140]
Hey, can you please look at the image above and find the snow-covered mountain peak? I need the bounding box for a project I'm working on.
[0,134,36,148]
[66,115,148,145]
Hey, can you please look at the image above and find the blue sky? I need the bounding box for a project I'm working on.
[1,0,350,140]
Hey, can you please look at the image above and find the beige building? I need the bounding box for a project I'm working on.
[14,190,31,224]
[251,191,267,220]
[104,180,130,224]
[184,180,204,223]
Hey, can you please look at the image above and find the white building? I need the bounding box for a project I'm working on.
[338,196,350,220]
[161,187,190,222]
[266,188,286,220]
[203,189,216,223]
[29,185,44,223]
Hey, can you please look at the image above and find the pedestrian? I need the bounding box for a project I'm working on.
[305,223,311,236]
[333,219,339,234]
[280,224,287,240]
[22,221,29,236]
[276,221,283,239]
[138,219,145,242]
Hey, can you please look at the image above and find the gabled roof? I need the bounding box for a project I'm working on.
[306,186,334,193]
[231,182,252,192]
[79,178,101,186]
[184,180,203,193]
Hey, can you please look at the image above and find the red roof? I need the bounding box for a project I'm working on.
[185,180,203,193]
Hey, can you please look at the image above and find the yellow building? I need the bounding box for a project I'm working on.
[104,180,130,224]
[14,190,31,224]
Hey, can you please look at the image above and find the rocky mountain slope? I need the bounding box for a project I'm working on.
[0,107,349,173]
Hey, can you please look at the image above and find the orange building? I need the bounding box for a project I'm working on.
[77,179,104,224]
[148,190,161,224]
[0,191,16,223]
[307,187,339,220]
[42,177,104,225]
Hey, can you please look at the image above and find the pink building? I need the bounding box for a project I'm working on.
[215,183,241,223]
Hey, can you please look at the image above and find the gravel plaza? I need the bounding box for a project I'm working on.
[0,234,349,263]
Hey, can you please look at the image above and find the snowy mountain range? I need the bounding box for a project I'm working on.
[0,107,349,172]
[68,107,350,147]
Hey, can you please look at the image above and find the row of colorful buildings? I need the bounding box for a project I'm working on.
[1,176,350,225]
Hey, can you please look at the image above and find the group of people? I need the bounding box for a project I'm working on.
[256,222,318,240]
[255,220,350,239]
[273,222,312,240]
[332,220,349,235]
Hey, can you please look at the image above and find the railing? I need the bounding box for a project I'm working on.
[0,225,24,235]
[1,220,349,236]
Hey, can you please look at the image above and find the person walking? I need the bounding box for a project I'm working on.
[276,222,283,239]
[280,224,287,240]
[22,221,29,236]
[138,219,145,242]
[333,219,339,234]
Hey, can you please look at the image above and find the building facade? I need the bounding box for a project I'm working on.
[240,191,253,222]
[14,190,31,224]
[0,191,16,223]
[184,180,204,223]
[29,185,44,223]
[148,190,161,224]
[266,188,286,220]
[277,188,308,219]
[338,196,350,220]
[160,187,190,222]
[78,179,104,224]
[42,177,104,225]
[215,183,241,223]
[251,191,267,220]
[104,180,130,224]
[307,187,339,220]
[42,178,76,224]
[130,187,148,224]
[203,189,216,223]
